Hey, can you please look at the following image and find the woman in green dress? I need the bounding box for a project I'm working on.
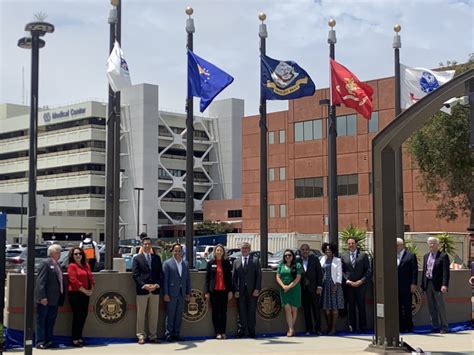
[276,249,302,337]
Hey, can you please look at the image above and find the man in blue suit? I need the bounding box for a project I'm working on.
[163,243,191,342]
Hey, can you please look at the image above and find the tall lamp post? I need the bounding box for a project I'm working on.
[134,187,144,238]
[17,18,54,355]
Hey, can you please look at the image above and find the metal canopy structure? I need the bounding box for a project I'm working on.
[371,69,474,350]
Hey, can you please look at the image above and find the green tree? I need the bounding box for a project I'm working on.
[436,232,457,257]
[407,58,474,230]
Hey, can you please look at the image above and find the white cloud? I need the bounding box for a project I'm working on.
[0,0,472,115]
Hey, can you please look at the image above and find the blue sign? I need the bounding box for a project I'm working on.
[0,213,6,230]
[43,107,86,123]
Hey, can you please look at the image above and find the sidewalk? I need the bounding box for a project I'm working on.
[5,331,473,354]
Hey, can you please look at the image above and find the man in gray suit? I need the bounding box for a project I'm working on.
[232,242,262,338]
[163,243,191,342]
[34,244,64,349]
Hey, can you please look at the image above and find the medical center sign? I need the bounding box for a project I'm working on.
[43,107,86,123]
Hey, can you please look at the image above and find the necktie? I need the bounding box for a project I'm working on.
[244,257,248,269]
[351,252,356,267]
[146,253,151,268]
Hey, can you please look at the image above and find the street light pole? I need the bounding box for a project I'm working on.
[185,6,195,268]
[134,187,144,237]
[19,192,26,242]
[18,19,54,355]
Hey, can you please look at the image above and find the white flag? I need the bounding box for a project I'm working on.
[400,64,454,109]
[107,41,131,92]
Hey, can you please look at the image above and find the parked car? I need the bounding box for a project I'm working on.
[6,245,48,273]
[268,248,322,270]
[228,251,274,265]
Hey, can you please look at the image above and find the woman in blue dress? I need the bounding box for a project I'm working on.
[275,249,302,337]
[320,242,344,335]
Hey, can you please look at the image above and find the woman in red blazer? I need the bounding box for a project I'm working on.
[67,247,94,347]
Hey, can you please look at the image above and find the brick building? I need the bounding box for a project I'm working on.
[231,75,469,234]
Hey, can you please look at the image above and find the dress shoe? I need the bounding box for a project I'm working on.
[249,333,257,339]
[172,335,185,341]
[440,329,449,334]
[149,338,161,343]
[216,334,222,339]
[138,337,145,345]
[36,344,48,350]
[165,336,174,342]
[237,332,245,338]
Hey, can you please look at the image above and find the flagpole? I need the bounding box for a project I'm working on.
[258,13,268,268]
[112,0,122,256]
[393,24,405,241]
[327,19,339,248]
[105,0,118,271]
[185,6,195,268]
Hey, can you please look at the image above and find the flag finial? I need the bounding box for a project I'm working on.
[394,24,401,33]
[328,18,336,28]
[185,6,193,17]
[258,12,266,22]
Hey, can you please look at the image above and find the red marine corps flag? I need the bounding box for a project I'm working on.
[330,58,374,119]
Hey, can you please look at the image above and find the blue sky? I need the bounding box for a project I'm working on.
[0,0,472,116]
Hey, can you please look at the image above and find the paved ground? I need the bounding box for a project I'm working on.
[4,331,473,354]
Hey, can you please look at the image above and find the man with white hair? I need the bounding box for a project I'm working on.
[34,244,64,349]
[396,238,418,332]
[421,237,450,333]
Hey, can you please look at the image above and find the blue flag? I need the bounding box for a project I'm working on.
[261,54,315,100]
[188,50,234,112]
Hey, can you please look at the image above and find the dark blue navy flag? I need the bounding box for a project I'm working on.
[261,54,315,100]
[188,50,234,112]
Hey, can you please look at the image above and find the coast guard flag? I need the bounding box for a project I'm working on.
[261,54,315,100]
[330,58,373,119]
[188,50,234,112]
[400,64,454,109]
[107,41,132,92]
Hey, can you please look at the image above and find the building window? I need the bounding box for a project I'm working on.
[279,167,286,181]
[332,114,357,137]
[368,111,379,133]
[269,131,275,144]
[303,121,312,141]
[337,174,358,196]
[268,168,275,181]
[279,130,286,144]
[279,204,286,218]
[295,122,304,142]
[313,119,323,140]
[269,205,276,218]
[228,209,242,218]
[295,177,324,198]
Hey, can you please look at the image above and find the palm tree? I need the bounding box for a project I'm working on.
[340,224,368,252]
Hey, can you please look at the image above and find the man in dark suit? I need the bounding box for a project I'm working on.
[34,244,64,349]
[341,237,371,333]
[298,243,323,335]
[421,236,450,333]
[163,243,191,342]
[396,238,418,333]
[132,237,163,344]
[232,242,262,338]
